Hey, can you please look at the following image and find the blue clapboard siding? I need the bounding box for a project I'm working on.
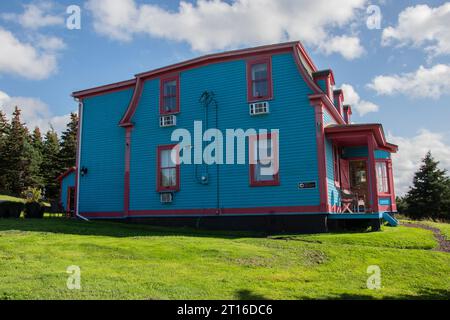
[325,137,340,207]
[323,109,340,207]
[78,89,133,213]
[343,146,368,158]
[316,79,327,93]
[375,150,391,159]
[343,146,391,160]
[130,53,320,211]
[60,172,75,211]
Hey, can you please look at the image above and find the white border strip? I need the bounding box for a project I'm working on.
[75,100,89,221]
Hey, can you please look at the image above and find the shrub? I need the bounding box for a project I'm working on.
[0,201,25,218]
[24,202,44,219]
[21,187,43,203]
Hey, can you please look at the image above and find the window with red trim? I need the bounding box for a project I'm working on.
[160,76,179,114]
[376,161,389,194]
[157,145,180,192]
[249,134,279,186]
[333,145,341,186]
[247,58,273,101]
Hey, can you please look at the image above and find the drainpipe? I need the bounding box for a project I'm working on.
[74,98,89,221]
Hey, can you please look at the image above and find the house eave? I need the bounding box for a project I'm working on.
[325,124,399,153]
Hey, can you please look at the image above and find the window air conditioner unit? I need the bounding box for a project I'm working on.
[160,192,173,204]
[249,102,270,116]
[160,115,177,127]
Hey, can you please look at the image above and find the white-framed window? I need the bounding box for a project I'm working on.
[157,145,179,192]
[376,161,389,193]
[249,133,279,186]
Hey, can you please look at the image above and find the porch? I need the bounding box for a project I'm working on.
[324,124,399,218]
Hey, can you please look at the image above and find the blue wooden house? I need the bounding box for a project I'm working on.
[67,41,398,232]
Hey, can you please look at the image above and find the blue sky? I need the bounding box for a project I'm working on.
[0,0,449,194]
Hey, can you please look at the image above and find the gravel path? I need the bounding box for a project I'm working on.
[403,222,450,253]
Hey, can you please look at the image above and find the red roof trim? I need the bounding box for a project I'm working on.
[119,77,144,126]
[295,42,317,72]
[72,41,331,127]
[72,42,309,100]
[119,41,310,127]
[309,94,346,125]
[57,167,76,181]
[312,69,335,85]
[72,79,136,99]
[136,41,298,79]
[325,124,399,153]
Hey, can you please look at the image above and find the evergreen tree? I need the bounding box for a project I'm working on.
[22,138,44,190]
[41,128,61,199]
[395,196,407,215]
[29,127,45,189]
[31,127,44,153]
[0,110,10,193]
[59,113,78,170]
[2,107,31,195]
[405,151,450,219]
[0,110,8,138]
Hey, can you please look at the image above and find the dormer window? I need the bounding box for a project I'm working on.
[247,57,273,102]
[160,75,180,115]
[313,70,335,101]
[333,89,344,116]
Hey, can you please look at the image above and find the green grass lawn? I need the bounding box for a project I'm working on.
[422,221,450,240]
[0,194,51,208]
[0,219,449,300]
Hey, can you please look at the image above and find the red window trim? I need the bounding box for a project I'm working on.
[157,144,180,192]
[376,159,391,196]
[159,75,180,115]
[249,133,280,187]
[247,56,273,102]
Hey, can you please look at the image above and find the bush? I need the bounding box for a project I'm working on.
[0,201,25,218]
[24,202,44,219]
[21,187,43,203]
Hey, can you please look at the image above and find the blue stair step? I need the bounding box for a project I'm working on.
[382,212,398,227]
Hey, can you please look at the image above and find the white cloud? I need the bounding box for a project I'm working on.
[382,3,450,57]
[0,90,71,133]
[0,27,64,80]
[319,35,365,60]
[86,0,366,60]
[368,64,450,99]
[341,83,379,116]
[388,130,450,195]
[35,35,66,51]
[2,2,64,30]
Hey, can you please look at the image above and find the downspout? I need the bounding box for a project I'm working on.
[74,98,89,221]
[198,91,221,214]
